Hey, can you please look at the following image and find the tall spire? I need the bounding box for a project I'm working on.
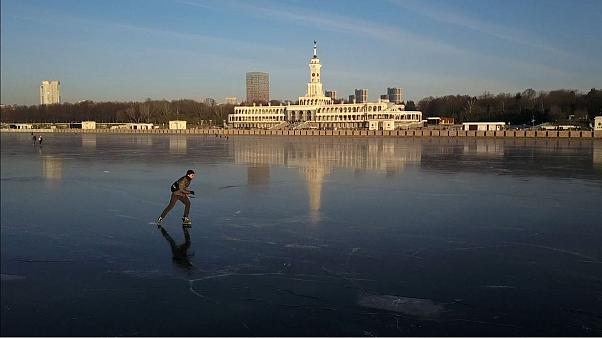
[306,40,324,98]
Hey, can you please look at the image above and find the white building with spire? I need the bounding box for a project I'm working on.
[228,41,422,130]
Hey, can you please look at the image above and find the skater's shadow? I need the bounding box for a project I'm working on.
[160,226,193,270]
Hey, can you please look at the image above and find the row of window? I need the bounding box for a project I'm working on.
[235,103,401,115]
[229,114,421,123]
[234,109,286,114]
[229,116,285,122]
[298,99,330,105]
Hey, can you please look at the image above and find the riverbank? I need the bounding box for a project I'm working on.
[2,128,601,138]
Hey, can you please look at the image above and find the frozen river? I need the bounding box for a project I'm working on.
[1,133,601,336]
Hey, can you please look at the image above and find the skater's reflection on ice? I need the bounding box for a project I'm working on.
[159,226,193,270]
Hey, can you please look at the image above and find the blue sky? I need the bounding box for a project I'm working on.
[1,0,601,105]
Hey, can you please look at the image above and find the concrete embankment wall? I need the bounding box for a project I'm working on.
[3,128,602,138]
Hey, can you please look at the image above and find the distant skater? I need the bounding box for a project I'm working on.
[32,133,37,144]
[157,169,196,226]
[38,135,43,145]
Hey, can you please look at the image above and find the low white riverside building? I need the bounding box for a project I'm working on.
[369,120,395,131]
[110,123,154,130]
[228,42,422,130]
[462,122,506,131]
[82,121,96,129]
[9,123,33,129]
[169,120,187,130]
[126,123,154,130]
[540,123,580,131]
[594,116,602,131]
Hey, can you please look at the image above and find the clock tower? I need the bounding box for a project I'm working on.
[306,41,324,98]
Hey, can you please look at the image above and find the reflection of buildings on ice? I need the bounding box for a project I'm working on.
[81,134,96,150]
[366,139,423,176]
[228,42,422,130]
[232,139,282,191]
[281,139,422,175]
[420,138,506,159]
[132,136,153,146]
[463,139,505,157]
[248,165,270,187]
[169,137,187,154]
[231,138,423,174]
[233,139,286,166]
[421,139,601,179]
[231,138,422,223]
[594,140,602,170]
[421,139,507,173]
[42,155,63,183]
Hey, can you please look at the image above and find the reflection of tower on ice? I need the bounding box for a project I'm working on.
[594,141,602,169]
[299,163,330,225]
[81,134,96,149]
[42,155,63,186]
[170,137,187,154]
[133,136,153,146]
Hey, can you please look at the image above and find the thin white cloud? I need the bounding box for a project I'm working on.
[180,0,576,79]
[388,0,574,59]
[2,4,288,57]
[180,0,470,56]
[173,0,216,10]
[109,22,288,55]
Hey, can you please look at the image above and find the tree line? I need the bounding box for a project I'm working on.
[413,88,602,126]
[0,99,235,127]
[2,89,601,126]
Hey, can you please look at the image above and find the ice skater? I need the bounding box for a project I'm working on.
[157,169,196,226]
[38,135,43,145]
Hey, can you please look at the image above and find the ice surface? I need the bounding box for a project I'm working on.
[1,134,601,336]
[358,293,445,317]
[0,274,26,281]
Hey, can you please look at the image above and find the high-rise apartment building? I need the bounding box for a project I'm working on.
[348,95,356,103]
[387,87,403,104]
[40,80,61,104]
[325,90,336,101]
[354,89,367,103]
[246,72,269,103]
